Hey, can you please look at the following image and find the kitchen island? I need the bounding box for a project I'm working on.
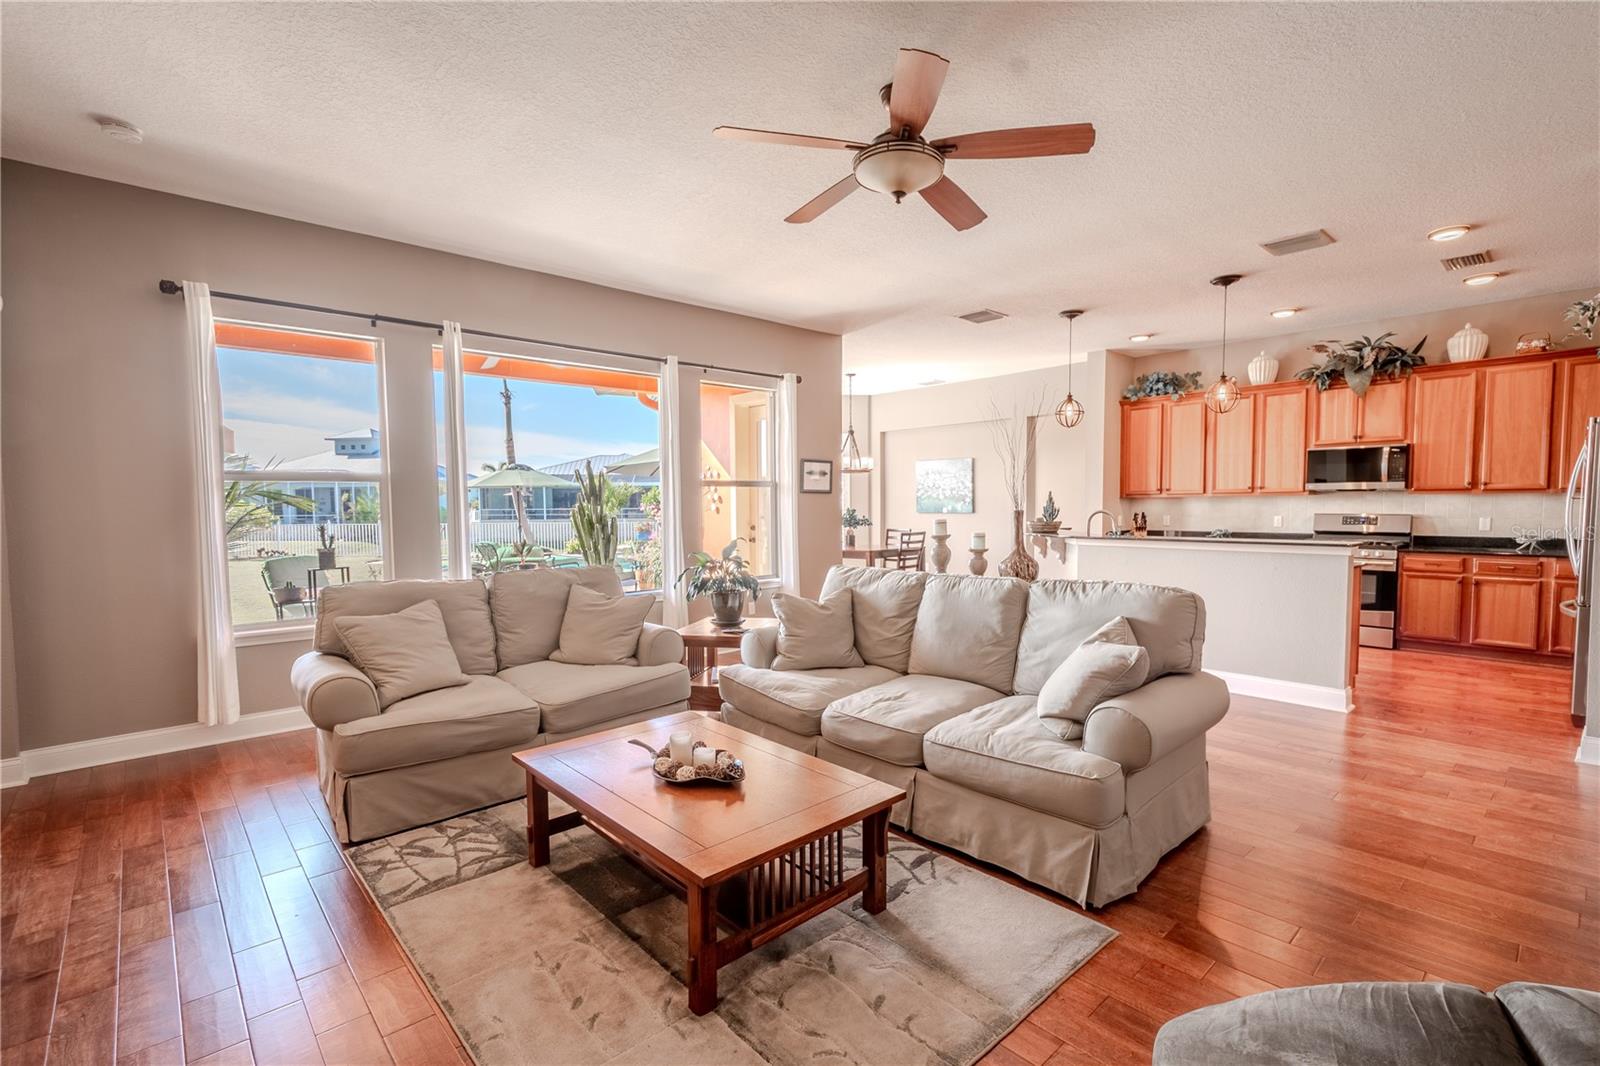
[1034,534,1358,712]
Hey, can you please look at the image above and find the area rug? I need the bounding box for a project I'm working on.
[347,801,1113,1065]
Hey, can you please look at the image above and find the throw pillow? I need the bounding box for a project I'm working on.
[1037,616,1150,740]
[333,599,471,709]
[770,590,865,671]
[550,584,654,665]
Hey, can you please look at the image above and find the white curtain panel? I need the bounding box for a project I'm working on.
[182,281,241,727]
[778,372,802,595]
[440,321,471,579]
[660,357,690,627]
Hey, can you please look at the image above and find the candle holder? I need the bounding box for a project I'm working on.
[968,547,989,576]
[930,533,952,574]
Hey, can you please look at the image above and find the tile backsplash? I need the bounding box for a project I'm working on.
[1117,491,1566,541]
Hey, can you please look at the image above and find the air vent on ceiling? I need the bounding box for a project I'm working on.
[1441,249,1494,272]
[957,308,1007,324]
[1260,229,1336,256]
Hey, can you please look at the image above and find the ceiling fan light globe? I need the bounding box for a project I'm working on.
[852,141,945,198]
[1055,395,1085,429]
[1203,375,1242,415]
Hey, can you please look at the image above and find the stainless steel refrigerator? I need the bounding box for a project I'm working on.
[1563,416,1600,724]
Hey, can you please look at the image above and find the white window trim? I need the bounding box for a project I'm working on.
[698,379,781,583]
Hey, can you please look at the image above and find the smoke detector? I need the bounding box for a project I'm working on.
[97,118,144,144]
[1260,229,1336,256]
[1441,249,1494,272]
[956,308,1007,324]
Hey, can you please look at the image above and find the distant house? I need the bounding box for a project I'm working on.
[262,428,385,523]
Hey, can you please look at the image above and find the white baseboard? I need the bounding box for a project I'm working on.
[1578,733,1600,767]
[1211,670,1353,714]
[3,707,311,785]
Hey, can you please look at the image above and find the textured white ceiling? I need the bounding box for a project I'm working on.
[4,2,1597,392]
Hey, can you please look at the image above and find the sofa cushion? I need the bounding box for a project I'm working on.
[1014,579,1206,694]
[332,599,471,708]
[490,566,624,667]
[328,675,538,775]
[1037,617,1150,739]
[498,659,688,734]
[820,565,929,673]
[907,574,1029,693]
[771,590,864,671]
[718,663,900,737]
[1495,982,1600,1066]
[549,585,653,666]
[821,674,1000,766]
[315,577,499,675]
[923,696,1125,826]
[1151,982,1528,1066]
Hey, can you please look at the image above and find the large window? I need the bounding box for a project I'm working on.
[216,322,386,628]
[434,348,663,592]
[699,380,777,579]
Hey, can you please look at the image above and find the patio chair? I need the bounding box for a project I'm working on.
[261,555,318,620]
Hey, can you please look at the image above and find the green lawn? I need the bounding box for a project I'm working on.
[230,542,383,628]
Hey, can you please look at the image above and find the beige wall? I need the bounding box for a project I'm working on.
[2,162,842,750]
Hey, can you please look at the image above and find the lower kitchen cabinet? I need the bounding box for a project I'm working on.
[1398,552,1571,656]
[1468,576,1543,651]
[1399,569,1466,643]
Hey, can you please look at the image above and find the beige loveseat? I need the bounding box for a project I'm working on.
[719,566,1227,907]
[290,566,688,842]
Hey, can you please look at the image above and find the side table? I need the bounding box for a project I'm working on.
[677,616,779,712]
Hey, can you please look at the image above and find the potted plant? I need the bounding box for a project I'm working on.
[1029,492,1062,534]
[1123,370,1204,401]
[571,461,619,567]
[678,540,762,627]
[841,507,872,548]
[1565,293,1600,342]
[1295,332,1427,394]
[316,524,337,570]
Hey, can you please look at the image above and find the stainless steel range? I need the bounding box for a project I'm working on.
[1311,513,1415,649]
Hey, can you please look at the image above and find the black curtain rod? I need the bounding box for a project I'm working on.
[157,279,798,383]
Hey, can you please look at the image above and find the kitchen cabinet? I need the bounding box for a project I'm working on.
[1162,397,1207,495]
[1310,379,1407,446]
[1206,394,1255,494]
[1121,402,1163,497]
[1253,385,1308,494]
[1312,386,1358,446]
[1547,567,1578,655]
[1554,358,1600,490]
[1399,567,1466,643]
[1477,360,1554,491]
[1467,557,1544,651]
[1409,368,1479,492]
[1400,552,1573,657]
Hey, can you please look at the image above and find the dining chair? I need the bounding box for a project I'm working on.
[882,528,926,570]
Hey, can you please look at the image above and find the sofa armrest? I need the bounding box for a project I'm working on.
[290,652,380,731]
[637,623,685,667]
[1082,671,1229,772]
[740,626,779,669]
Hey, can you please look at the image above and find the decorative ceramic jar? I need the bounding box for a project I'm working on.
[1447,323,1489,362]
[1246,352,1280,386]
[998,510,1039,582]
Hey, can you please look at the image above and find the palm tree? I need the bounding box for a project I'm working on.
[223,457,315,540]
[498,379,534,541]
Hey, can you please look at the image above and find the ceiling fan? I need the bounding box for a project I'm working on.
[714,47,1095,231]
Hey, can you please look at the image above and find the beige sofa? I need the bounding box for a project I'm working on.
[719,565,1227,907]
[291,566,688,842]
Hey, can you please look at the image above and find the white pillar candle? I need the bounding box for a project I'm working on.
[933,518,948,536]
[692,747,717,769]
[970,532,986,550]
[669,731,693,765]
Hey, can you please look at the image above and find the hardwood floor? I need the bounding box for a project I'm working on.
[2,646,1595,1064]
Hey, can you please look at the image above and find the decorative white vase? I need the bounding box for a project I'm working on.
[1246,352,1280,386]
[1447,323,1489,362]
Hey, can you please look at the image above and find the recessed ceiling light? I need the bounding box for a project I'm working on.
[1463,272,1502,286]
[97,117,143,144]
[1269,307,1301,319]
[1428,225,1471,242]
[1128,333,1152,343]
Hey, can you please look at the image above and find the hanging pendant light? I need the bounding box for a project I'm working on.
[841,372,875,473]
[1054,309,1086,428]
[1203,273,1244,415]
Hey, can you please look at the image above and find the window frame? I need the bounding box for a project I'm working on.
[699,375,782,586]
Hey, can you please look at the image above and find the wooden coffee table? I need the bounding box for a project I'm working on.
[677,616,779,711]
[514,711,905,1015]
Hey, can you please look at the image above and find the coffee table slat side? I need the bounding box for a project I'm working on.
[683,784,905,882]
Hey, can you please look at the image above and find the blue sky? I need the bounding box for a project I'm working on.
[218,347,659,470]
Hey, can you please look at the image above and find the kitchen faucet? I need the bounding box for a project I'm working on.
[1086,510,1121,537]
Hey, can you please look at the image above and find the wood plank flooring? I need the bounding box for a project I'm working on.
[3,646,1596,1064]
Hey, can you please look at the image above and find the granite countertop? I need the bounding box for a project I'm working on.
[1405,536,1568,559]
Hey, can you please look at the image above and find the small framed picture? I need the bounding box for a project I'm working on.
[800,459,833,494]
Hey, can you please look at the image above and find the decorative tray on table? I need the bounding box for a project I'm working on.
[628,738,746,786]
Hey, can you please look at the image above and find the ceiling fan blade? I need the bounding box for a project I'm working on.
[714,126,865,151]
[933,123,1096,159]
[887,48,949,136]
[919,176,986,231]
[785,175,860,224]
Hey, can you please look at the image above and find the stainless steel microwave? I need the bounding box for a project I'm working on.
[1306,445,1409,492]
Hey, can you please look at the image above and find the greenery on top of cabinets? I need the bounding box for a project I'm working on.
[1296,332,1427,394]
[1564,293,1599,343]
[1123,370,1203,401]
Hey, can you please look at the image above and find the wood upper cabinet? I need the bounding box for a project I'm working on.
[1409,368,1479,492]
[1254,385,1308,494]
[1358,379,1409,442]
[1311,386,1359,446]
[1120,402,1164,497]
[1477,360,1554,491]
[1206,394,1256,494]
[1554,358,1600,490]
[1163,397,1207,495]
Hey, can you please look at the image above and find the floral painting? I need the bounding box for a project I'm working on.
[915,457,974,513]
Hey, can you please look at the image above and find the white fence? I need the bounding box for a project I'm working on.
[230,518,650,558]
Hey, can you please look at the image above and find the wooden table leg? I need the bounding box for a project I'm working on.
[686,881,719,1015]
[862,810,888,914]
[527,771,550,868]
